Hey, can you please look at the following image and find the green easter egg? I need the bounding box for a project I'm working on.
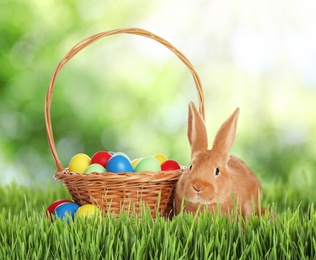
[114,152,130,159]
[134,156,161,172]
[84,163,106,174]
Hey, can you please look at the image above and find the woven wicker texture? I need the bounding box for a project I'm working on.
[45,27,204,218]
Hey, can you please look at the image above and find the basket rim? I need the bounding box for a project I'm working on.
[54,168,183,183]
[45,27,205,172]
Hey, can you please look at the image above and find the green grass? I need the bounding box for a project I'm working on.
[0,182,315,259]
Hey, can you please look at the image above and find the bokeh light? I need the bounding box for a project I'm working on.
[0,0,315,187]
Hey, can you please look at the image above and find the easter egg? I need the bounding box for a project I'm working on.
[161,159,181,171]
[131,158,141,168]
[46,199,72,221]
[68,153,91,173]
[54,202,80,221]
[114,152,129,158]
[84,163,106,174]
[91,151,112,168]
[154,153,168,164]
[106,155,133,173]
[75,204,102,219]
[134,156,161,172]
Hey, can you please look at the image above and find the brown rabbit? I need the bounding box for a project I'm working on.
[175,102,265,218]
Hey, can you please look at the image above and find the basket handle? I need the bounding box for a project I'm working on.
[45,27,205,172]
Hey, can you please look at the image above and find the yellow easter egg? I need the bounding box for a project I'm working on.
[75,204,102,219]
[131,158,141,169]
[153,153,168,164]
[68,153,91,174]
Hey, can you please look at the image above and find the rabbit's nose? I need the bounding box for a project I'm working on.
[193,185,204,193]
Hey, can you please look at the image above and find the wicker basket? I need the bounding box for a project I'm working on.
[44,27,205,218]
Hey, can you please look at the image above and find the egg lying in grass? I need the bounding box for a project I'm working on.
[54,202,80,222]
[134,156,161,172]
[46,199,73,221]
[75,204,102,219]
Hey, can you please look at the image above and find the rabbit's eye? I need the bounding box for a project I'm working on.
[189,165,192,170]
[215,168,220,176]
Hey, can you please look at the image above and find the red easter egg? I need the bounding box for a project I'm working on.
[161,159,181,171]
[46,199,72,221]
[91,151,112,168]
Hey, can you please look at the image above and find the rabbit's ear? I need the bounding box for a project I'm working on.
[188,102,208,153]
[211,108,240,158]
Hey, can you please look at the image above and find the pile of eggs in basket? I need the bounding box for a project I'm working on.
[68,151,181,174]
[46,152,181,221]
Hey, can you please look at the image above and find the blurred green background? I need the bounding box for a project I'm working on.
[0,0,315,195]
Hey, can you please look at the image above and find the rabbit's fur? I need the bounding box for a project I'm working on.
[175,102,265,218]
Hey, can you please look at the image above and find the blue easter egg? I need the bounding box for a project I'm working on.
[54,202,80,221]
[106,154,133,173]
